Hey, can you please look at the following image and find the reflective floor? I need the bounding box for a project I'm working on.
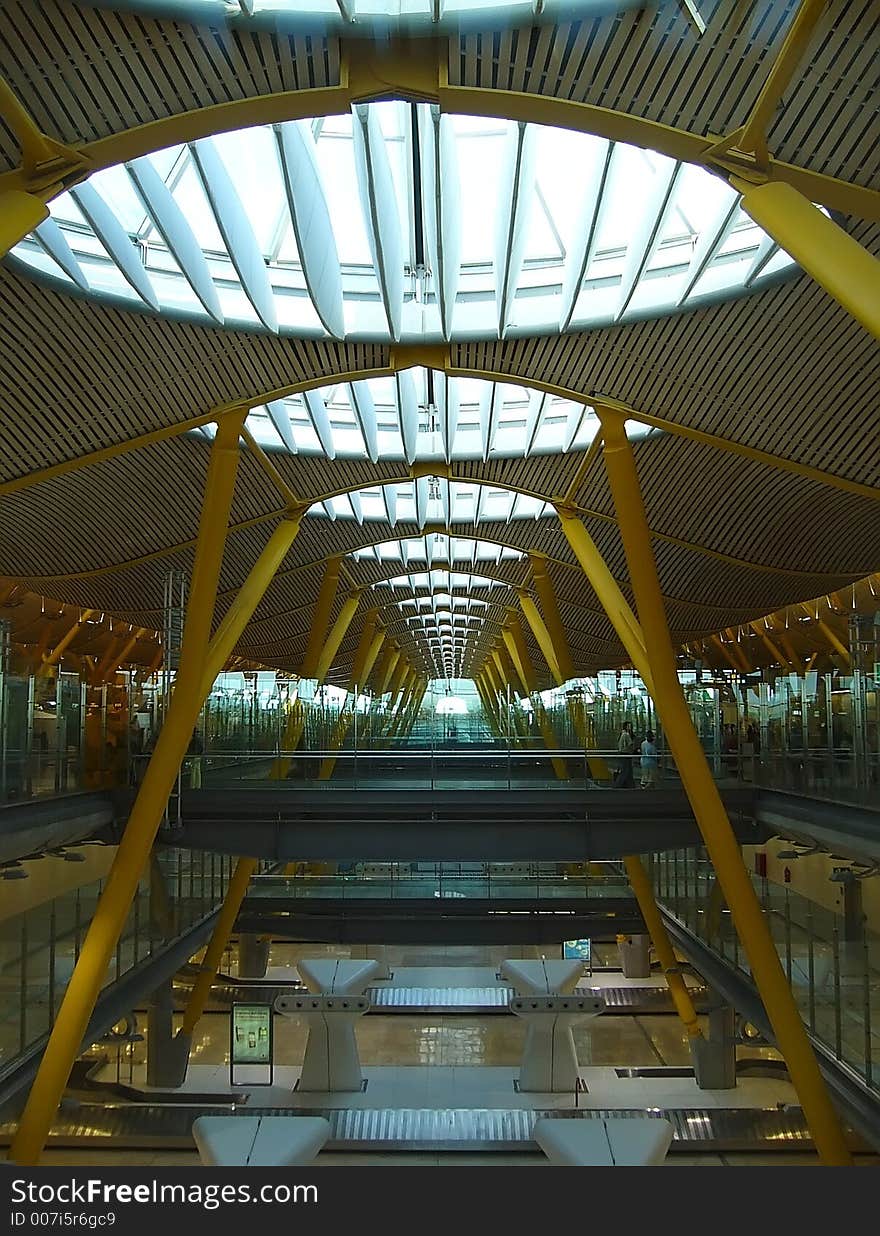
[7,941,877,1168]
[50,941,872,1167]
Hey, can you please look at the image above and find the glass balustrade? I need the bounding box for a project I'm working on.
[0,848,265,1077]
[244,864,632,902]
[1,654,877,807]
[652,847,879,1095]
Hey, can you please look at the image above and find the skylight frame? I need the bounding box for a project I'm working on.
[11,105,799,344]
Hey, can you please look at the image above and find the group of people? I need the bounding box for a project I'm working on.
[614,721,658,789]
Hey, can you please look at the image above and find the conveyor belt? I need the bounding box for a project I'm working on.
[0,1104,837,1153]
[365,986,513,1011]
[194,981,708,1015]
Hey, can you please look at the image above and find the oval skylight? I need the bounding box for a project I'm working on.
[310,480,552,523]
[81,1,646,37]
[239,368,656,463]
[350,536,524,564]
[12,103,795,343]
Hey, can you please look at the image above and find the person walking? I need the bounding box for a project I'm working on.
[615,721,635,787]
[640,729,658,789]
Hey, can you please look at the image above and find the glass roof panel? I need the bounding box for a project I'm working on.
[243,368,653,464]
[85,1,647,35]
[11,103,797,340]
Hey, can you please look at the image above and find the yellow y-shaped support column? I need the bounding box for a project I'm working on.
[528,552,575,681]
[270,558,345,779]
[622,855,703,1039]
[37,610,95,676]
[159,514,310,1074]
[386,673,420,741]
[475,670,502,736]
[318,616,385,779]
[498,612,566,780]
[300,556,342,678]
[586,411,851,1165]
[377,644,401,696]
[400,680,427,738]
[517,588,564,686]
[314,590,363,684]
[735,178,880,343]
[9,410,249,1165]
[179,856,259,1037]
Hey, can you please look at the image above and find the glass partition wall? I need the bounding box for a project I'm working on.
[2,620,878,801]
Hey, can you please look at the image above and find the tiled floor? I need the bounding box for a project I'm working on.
[35,1148,878,1168]
[16,945,875,1169]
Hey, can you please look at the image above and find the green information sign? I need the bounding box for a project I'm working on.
[564,939,592,964]
[230,1003,273,1086]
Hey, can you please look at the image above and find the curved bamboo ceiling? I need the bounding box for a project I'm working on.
[0,0,878,689]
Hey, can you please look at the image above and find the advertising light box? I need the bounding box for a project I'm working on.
[230,1003,273,1087]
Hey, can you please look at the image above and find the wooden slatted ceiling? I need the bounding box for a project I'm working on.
[1,241,879,490]
[455,1,879,189]
[0,3,876,188]
[0,1,335,170]
[4,416,878,585]
[0,266,392,482]
[0,4,877,682]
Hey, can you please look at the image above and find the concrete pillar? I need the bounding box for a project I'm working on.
[238,933,270,978]
[275,993,369,1092]
[618,933,651,978]
[691,998,736,1089]
[842,879,864,943]
[146,978,179,1088]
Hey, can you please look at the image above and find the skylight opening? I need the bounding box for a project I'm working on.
[243,369,655,467]
[12,103,798,344]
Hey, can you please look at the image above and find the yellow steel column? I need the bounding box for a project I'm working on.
[554,511,651,684]
[622,855,703,1039]
[496,643,525,706]
[173,512,307,1057]
[397,682,419,739]
[360,628,387,692]
[529,552,575,681]
[198,512,306,694]
[369,641,392,693]
[814,618,851,667]
[348,610,380,692]
[517,589,564,685]
[711,634,744,674]
[38,609,95,676]
[597,411,851,1166]
[475,670,501,735]
[501,626,529,697]
[10,410,248,1166]
[734,0,827,165]
[96,627,144,681]
[300,556,342,678]
[318,614,383,780]
[504,606,567,779]
[750,620,790,670]
[402,679,427,738]
[490,646,508,692]
[735,178,880,342]
[314,590,363,685]
[0,189,48,257]
[388,660,413,714]
[386,672,419,740]
[482,655,504,702]
[377,644,401,696]
[531,699,569,781]
[179,856,259,1036]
